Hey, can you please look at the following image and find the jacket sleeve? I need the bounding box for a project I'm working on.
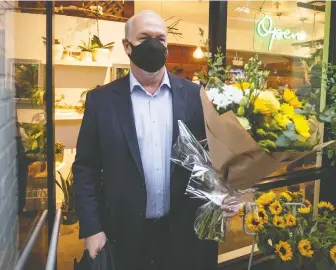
[73,91,103,239]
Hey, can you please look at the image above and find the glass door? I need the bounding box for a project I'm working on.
[0,1,55,269]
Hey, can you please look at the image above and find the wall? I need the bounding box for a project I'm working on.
[0,7,19,269]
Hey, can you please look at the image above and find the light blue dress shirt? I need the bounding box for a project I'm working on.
[130,70,173,219]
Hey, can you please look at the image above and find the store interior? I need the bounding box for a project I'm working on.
[4,0,328,269]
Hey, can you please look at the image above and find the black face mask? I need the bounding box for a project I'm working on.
[127,38,167,73]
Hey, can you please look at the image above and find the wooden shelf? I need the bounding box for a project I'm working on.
[55,110,83,120]
[54,59,112,68]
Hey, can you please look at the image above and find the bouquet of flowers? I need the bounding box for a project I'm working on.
[241,190,336,269]
[172,52,333,243]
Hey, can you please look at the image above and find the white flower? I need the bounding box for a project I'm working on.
[222,85,244,104]
[237,117,251,130]
[206,88,220,102]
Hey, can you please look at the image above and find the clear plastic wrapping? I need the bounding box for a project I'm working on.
[172,120,254,242]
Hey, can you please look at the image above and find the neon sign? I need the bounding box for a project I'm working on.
[256,16,307,51]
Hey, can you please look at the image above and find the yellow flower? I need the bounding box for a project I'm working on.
[257,208,268,224]
[292,115,310,140]
[275,241,293,262]
[330,246,336,262]
[298,240,314,258]
[245,212,264,232]
[238,205,245,218]
[298,207,311,214]
[233,82,251,90]
[274,113,292,128]
[254,91,280,115]
[273,215,286,228]
[280,192,292,202]
[269,200,283,215]
[304,199,312,208]
[318,201,335,211]
[256,191,275,207]
[281,103,295,118]
[283,89,303,108]
[285,213,296,227]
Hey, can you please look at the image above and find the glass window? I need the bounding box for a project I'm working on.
[219,1,327,261]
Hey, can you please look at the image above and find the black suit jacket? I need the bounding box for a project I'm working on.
[73,73,218,270]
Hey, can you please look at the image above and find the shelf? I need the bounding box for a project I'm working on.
[54,59,112,68]
[55,110,83,120]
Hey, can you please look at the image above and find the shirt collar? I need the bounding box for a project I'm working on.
[129,69,171,93]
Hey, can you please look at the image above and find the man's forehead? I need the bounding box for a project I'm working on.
[132,15,167,34]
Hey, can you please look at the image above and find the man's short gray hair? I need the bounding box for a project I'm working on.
[124,10,166,40]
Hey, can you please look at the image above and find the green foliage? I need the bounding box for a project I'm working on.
[55,142,64,154]
[91,35,114,49]
[243,54,269,90]
[79,39,93,52]
[19,122,46,160]
[14,63,45,105]
[56,171,75,212]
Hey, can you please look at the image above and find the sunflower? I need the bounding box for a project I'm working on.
[256,191,275,207]
[238,205,245,218]
[269,200,283,215]
[318,201,335,211]
[298,240,314,258]
[291,190,303,198]
[298,207,311,215]
[245,213,263,232]
[304,199,312,208]
[275,241,293,262]
[283,89,303,109]
[280,192,292,202]
[273,215,286,229]
[257,208,268,224]
[330,246,336,262]
[285,214,296,227]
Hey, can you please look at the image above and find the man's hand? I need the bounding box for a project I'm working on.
[84,231,107,259]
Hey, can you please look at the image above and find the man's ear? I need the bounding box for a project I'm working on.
[122,39,131,55]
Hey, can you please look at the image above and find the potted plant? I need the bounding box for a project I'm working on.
[55,142,65,163]
[78,39,93,62]
[56,170,78,225]
[42,37,64,60]
[91,34,114,62]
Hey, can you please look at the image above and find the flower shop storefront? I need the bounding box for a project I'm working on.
[210,1,336,269]
[2,0,336,269]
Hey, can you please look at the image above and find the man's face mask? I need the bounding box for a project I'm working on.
[127,37,168,73]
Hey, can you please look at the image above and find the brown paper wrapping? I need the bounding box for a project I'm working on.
[200,88,331,190]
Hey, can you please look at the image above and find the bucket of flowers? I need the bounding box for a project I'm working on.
[240,190,336,270]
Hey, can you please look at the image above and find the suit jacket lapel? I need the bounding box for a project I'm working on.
[169,73,186,174]
[110,75,145,180]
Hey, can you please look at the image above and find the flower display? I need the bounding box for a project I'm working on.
[275,241,293,262]
[269,200,283,215]
[298,240,314,258]
[239,191,336,269]
[285,213,296,227]
[318,201,335,212]
[330,246,336,262]
[245,212,263,232]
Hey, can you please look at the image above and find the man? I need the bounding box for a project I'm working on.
[73,10,218,270]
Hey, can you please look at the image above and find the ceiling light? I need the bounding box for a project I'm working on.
[236,6,250,13]
[193,46,204,59]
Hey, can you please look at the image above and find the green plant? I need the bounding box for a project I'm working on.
[79,39,93,52]
[42,36,61,45]
[91,34,114,49]
[30,87,45,106]
[19,122,46,160]
[55,142,64,155]
[56,171,75,212]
